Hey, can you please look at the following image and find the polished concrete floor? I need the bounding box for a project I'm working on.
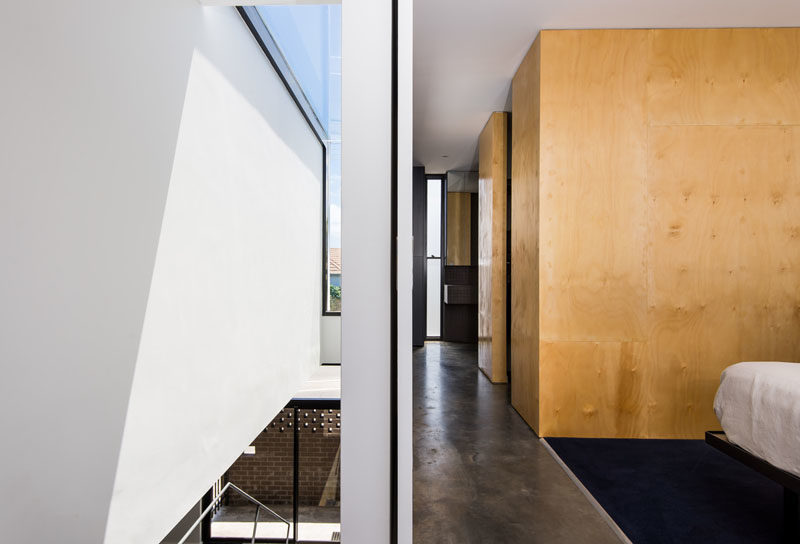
[413,342,622,544]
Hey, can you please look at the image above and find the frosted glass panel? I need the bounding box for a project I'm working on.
[426,259,441,337]
[426,180,441,257]
[426,177,442,337]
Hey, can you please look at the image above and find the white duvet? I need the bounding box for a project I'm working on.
[713,361,800,478]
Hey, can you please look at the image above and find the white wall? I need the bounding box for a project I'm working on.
[0,2,194,542]
[0,3,322,544]
[397,0,414,541]
[188,2,412,541]
[106,7,322,544]
[159,502,202,544]
[321,315,342,363]
[341,0,393,541]
[340,0,413,541]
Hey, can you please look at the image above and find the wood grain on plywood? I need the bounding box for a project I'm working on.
[538,29,650,342]
[647,28,800,127]
[511,36,541,433]
[646,124,800,437]
[478,112,508,383]
[446,192,472,266]
[512,27,800,438]
[539,341,647,438]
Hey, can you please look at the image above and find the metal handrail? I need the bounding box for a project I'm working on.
[177,481,290,544]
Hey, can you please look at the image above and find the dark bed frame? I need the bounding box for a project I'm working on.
[706,431,800,543]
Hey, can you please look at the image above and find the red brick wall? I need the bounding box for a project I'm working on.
[225,406,341,507]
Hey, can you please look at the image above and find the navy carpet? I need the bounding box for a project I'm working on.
[546,438,784,544]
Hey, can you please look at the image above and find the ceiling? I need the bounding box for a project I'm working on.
[413,0,800,173]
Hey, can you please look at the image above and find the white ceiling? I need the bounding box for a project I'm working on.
[413,0,800,173]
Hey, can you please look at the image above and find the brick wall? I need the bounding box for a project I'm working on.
[225,405,341,507]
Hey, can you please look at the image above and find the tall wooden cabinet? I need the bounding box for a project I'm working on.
[478,112,509,383]
[512,29,800,438]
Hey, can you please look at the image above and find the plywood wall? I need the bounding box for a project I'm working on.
[511,35,541,433]
[446,192,472,265]
[478,112,508,383]
[512,28,800,438]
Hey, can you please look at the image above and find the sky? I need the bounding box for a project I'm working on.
[257,5,342,250]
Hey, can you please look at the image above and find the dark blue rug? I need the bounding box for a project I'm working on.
[546,438,783,544]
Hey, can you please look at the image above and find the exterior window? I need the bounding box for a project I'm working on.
[256,5,342,314]
[426,178,442,338]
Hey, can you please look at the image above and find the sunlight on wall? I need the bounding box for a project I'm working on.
[106,17,323,542]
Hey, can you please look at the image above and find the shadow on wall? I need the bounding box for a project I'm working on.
[194,8,321,177]
[107,6,323,544]
[0,1,201,543]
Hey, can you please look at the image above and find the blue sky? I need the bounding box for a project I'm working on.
[257,4,342,249]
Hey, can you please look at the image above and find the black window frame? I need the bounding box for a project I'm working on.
[237,6,340,318]
[424,174,445,340]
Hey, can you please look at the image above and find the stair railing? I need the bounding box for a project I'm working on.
[177,481,290,544]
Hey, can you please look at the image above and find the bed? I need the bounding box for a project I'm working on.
[709,361,800,543]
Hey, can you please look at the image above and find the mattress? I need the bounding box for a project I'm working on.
[714,362,800,478]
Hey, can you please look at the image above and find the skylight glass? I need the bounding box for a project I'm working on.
[256,5,342,314]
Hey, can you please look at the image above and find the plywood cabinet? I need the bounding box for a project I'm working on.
[511,36,541,433]
[512,28,800,438]
[478,112,508,384]
[446,192,472,266]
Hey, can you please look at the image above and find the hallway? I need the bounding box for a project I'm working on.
[413,342,621,543]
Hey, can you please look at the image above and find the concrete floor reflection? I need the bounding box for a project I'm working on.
[413,342,621,544]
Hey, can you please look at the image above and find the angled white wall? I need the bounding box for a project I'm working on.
[0,1,195,542]
[107,7,323,542]
[0,3,322,544]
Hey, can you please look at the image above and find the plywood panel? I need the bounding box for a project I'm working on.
[739,126,800,362]
[646,125,800,437]
[446,192,471,265]
[539,341,648,437]
[538,30,650,342]
[510,36,541,432]
[648,28,800,126]
[513,27,800,438]
[478,112,508,383]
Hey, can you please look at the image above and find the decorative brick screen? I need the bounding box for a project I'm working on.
[225,405,341,507]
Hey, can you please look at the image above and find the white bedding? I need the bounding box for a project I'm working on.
[713,361,800,478]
